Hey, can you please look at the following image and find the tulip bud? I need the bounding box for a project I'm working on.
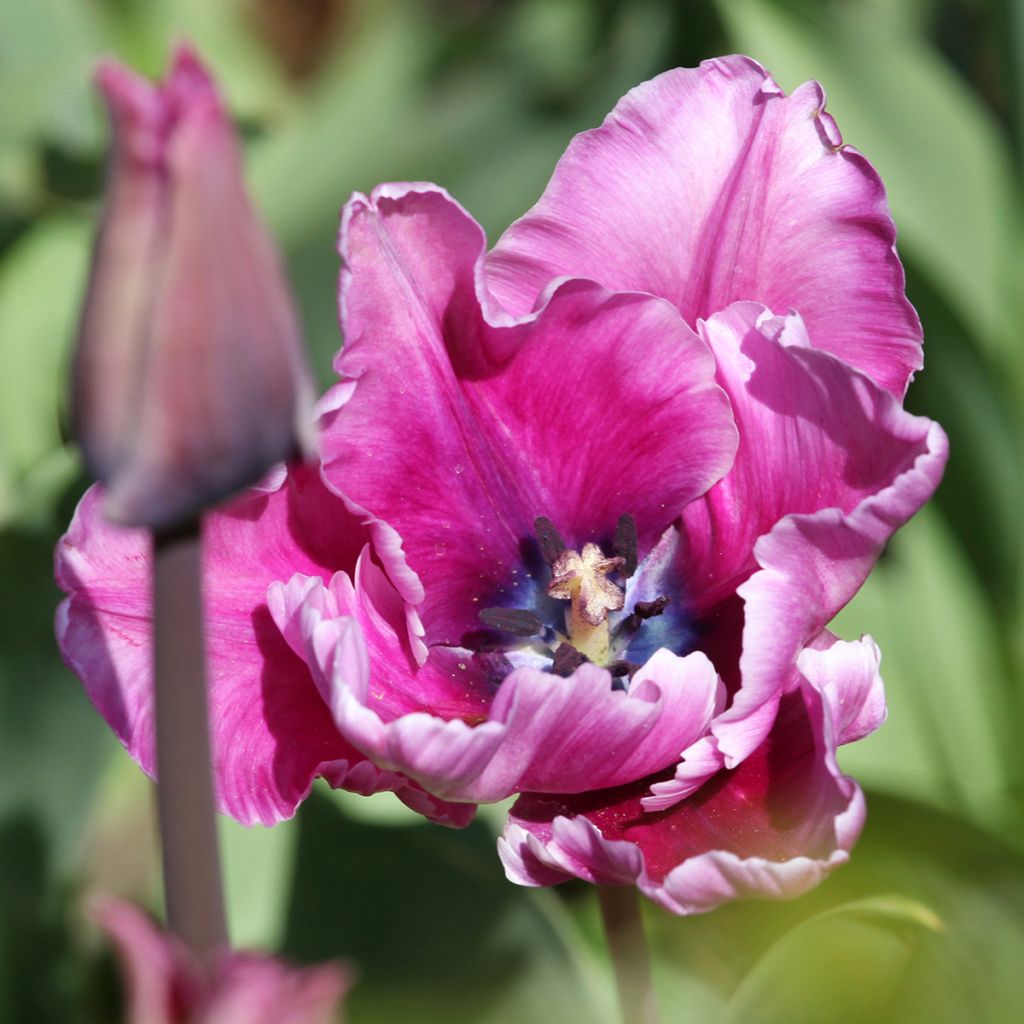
[72,46,315,531]
[94,897,350,1024]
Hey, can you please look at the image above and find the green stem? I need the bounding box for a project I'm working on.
[153,522,228,957]
[597,886,660,1024]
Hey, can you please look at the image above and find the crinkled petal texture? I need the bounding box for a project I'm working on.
[487,55,921,397]
[94,897,349,1024]
[55,466,471,827]
[499,633,881,915]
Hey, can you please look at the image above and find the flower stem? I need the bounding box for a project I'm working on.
[597,886,660,1024]
[153,522,228,957]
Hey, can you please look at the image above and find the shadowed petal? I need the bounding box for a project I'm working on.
[488,55,921,397]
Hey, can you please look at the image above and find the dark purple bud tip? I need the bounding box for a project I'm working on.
[534,517,566,565]
[551,643,588,677]
[634,596,670,620]
[479,607,544,637]
[613,514,638,577]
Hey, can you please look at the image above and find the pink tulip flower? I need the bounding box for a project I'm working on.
[95,898,348,1024]
[58,57,947,913]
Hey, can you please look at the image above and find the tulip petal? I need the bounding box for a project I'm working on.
[500,670,865,915]
[55,472,470,827]
[488,55,921,396]
[321,183,736,648]
[642,304,946,806]
[682,302,942,613]
[269,569,723,803]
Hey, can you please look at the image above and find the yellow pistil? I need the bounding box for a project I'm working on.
[547,543,625,663]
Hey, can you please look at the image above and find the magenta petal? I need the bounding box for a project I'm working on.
[673,303,946,776]
[682,304,937,612]
[55,473,465,827]
[270,568,723,803]
[500,677,864,915]
[642,305,945,811]
[488,56,921,396]
[321,183,737,646]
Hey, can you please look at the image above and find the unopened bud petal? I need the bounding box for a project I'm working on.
[73,46,315,531]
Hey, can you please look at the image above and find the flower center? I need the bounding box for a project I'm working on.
[547,543,624,662]
[475,515,671,683]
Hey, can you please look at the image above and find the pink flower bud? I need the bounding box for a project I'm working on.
[93,897,350,1024]
[73,46,315,530]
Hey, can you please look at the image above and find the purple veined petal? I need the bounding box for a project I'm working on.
[268,569,724,803]
[55,471,471,828]
[500,672,866,915]
[487,55,922,397]
[321,182,737,648]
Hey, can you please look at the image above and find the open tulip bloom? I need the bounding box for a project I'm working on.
[58,56,947,915]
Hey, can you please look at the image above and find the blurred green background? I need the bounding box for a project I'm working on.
[1,0,1022,1021]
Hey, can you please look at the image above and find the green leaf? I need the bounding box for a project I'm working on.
[646,793,1024,1024]
[282,791,613,1024]
[0,0,106,151]
[831,508,1014,831]
[0,516,113,869]
[0,218,90,530]
[719,896,947,1024]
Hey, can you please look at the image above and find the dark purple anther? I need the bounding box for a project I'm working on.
[551,643,588,677]
[534,516,566,565]
[479,607,544,637]
[613,514,638,577]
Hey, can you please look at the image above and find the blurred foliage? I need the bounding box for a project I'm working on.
[0,0,1022,1021]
